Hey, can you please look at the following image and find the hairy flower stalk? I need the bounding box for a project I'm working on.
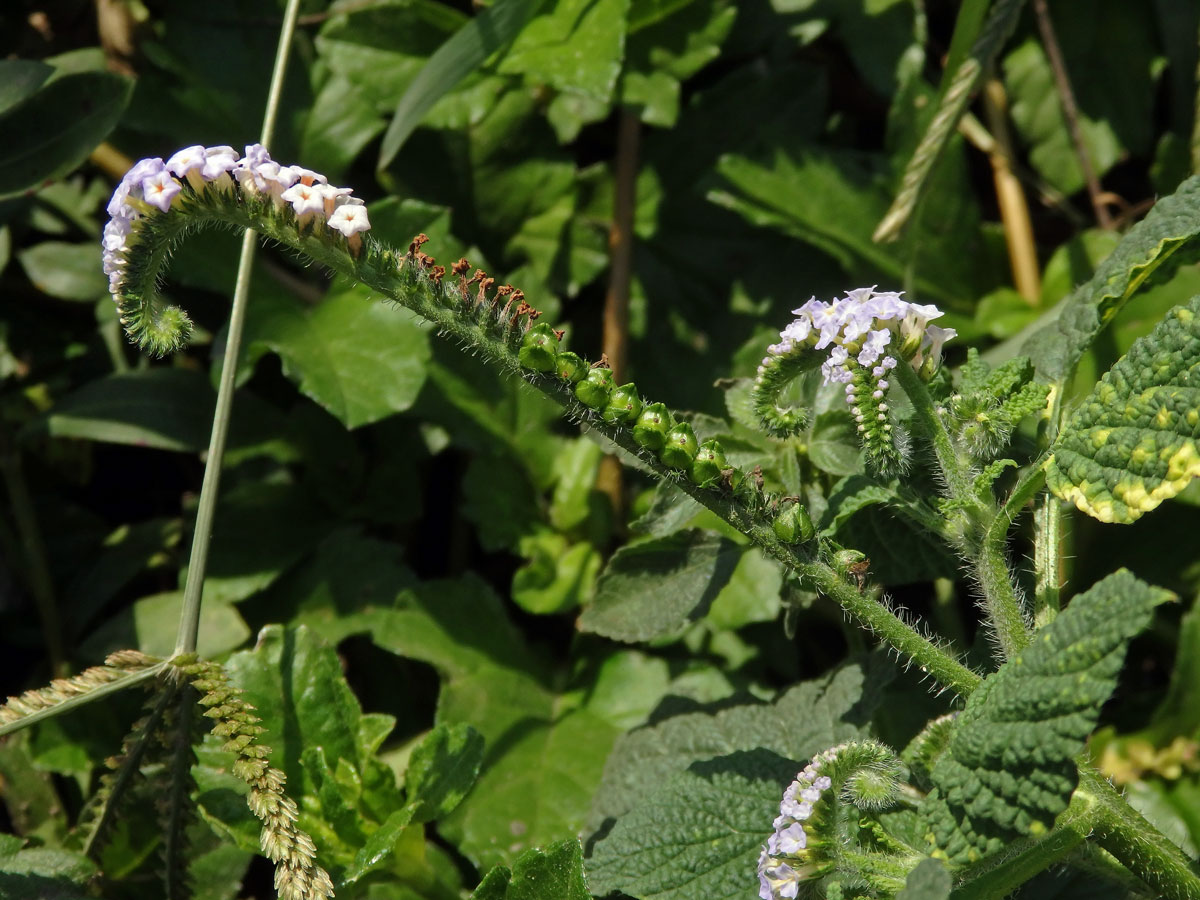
[103,144,370,355]
[100,148,983,705]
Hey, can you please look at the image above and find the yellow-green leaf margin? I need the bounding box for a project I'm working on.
[1046,296,1200,523]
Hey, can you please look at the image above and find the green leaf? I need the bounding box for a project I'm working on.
[1046,295,1200,523]
[242,276,431,429]
[223,625,398,799]
[315,2,466,114]
[711,147,987,305]
[895,857,952,900]
[578,529,741,642]
[619,0,736,127]
[1024,177,1200,383]
[1004,38,1122,196]
[300,74,386,180]
[589,657,891,827]
[586,749,797,900]
[0,70,131,198]
[704,547,783,630]
[0,835,97,900]
[808,410,865,476]
[0,60,52,115]
[919,570,1173,865]
[201,482,330,605]
[34,368,289,455]
[340,804,419,886]
[497,0,630,140]
[77,590,249,661]
[405,723,485,823]
[511,532,602,615]
[39,369,215,452]
[17,241,107,301]
[471,840,589,900]
[379,0,548,167]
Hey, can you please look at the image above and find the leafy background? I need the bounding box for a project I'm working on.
[2,0,1200,897]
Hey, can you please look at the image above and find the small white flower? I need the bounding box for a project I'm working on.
[327,202,371,237]
[281,183,325,217]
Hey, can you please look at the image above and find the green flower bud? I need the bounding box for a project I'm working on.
[555,350,587,384]
[691,439,727,486]
[603,382,643,425]
[575,367,615,410]
[773,503,815,544]
[519,323,559,372]
[633,402,674,451]
[659,422,699,470]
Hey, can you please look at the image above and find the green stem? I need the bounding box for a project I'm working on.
[1081,767,1200,900]
[892,360,974,502]
[950,784,1094,900]
[1032,492,1062,626]
[173,0,302,656]
[795,557,982,697]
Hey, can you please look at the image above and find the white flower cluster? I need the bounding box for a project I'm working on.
[756,748,839,900]
[759,286,956,391]
[103,144,372,305]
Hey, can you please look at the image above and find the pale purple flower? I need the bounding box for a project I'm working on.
[775,823,806,854]
[813,776,832,791]
[242,143,272,169]
[200,145,239,180]
[858,328,892,367]
[141,169,181,212]
[166,145,207,178]
[922,325,957,365]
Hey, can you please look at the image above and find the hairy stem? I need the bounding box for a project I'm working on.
[174,0,302,655]
[1032,493,1062,626]
[891,360,973,502]
[1080,766,1200,900]
[951,786,1094,900]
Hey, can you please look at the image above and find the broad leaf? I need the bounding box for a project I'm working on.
[405,723,485,823]
[919,570,1172,865]
[471,839,590,900]
[0,70,131,198]
[589,656,891,827]
[896,857,952,900]
[242,276,430,429]
[1047,295,1200,523]
[578,530,741,642]
[585,749,797,900]
[379,0,548,166]
[1024,177,1200,383]
[17,241,107,301]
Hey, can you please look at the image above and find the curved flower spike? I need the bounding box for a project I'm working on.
[752,287,956,475]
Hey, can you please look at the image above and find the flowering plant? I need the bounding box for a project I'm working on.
[4,4,1200,900]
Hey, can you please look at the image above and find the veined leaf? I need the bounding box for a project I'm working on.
[1025,176,1200,383]
[1046,295,1200,523]
[919,570,1172,865]
[378,0,548,167]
